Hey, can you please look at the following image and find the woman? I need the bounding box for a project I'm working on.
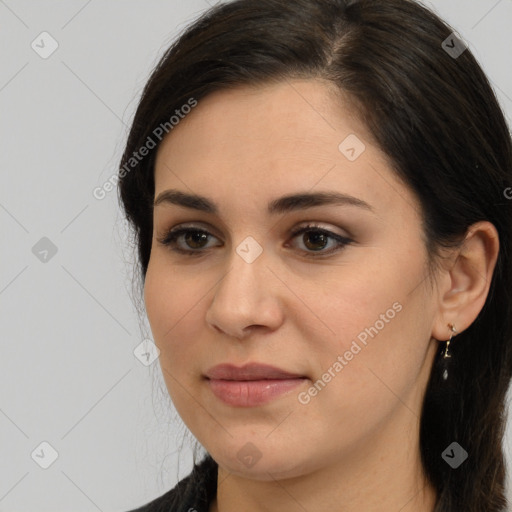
[119,0,512,510]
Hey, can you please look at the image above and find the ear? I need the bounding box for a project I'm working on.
[431,221,500,341]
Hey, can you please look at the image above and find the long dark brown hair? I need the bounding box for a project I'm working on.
[118,0,512,510]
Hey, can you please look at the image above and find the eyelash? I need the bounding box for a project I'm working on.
[156,223,353,258]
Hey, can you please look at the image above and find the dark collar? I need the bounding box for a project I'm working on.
[174,454,218,512]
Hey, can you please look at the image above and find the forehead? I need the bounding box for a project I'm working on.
[156,79,367,165]
[153,79,416,219]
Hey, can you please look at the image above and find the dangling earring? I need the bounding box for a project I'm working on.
[441,323,457,381]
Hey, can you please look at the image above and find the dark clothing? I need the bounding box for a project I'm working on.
[128,455,218,512]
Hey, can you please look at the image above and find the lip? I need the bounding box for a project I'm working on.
[204,363,307,407]
[205,362,304,380]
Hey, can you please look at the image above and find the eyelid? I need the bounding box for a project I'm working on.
[288,221,351,239]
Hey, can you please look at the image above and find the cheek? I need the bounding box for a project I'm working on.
[145,257,196,335]
[318,285,432,412]
[144,257,210,374]
[311,253,432,395]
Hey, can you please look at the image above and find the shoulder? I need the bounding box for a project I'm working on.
[127,454,218,512]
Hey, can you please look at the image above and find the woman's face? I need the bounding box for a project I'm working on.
[145,79,441,480]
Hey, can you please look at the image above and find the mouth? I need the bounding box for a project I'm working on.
[204,362,305,380]
[204,362,307,407]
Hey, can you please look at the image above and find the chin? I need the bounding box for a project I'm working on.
[212,443,312,481]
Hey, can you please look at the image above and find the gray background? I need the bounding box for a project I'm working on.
[1,1,511,510]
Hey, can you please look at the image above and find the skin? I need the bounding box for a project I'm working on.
[144,79,499,512]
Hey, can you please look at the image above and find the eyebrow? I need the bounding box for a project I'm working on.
[153,189,375,215]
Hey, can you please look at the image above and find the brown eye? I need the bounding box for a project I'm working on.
[288,225,353,257]
[301,231,329,251]
[157,227,220,255]
[182,230,209,249]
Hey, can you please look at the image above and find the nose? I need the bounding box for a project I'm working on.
[205,244,284,340]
